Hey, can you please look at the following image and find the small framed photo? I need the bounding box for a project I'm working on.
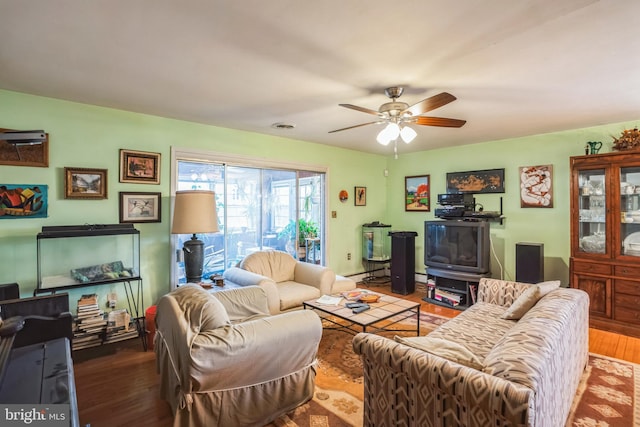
[405,175,430,211]
[119,192,162,223]
[354,186,366,206]
[119,149,161,184]
[64,167,108,199]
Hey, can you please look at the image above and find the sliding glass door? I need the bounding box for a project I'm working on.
[172,155,325,286]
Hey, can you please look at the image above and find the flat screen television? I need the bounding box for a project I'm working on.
[424,220,490,274]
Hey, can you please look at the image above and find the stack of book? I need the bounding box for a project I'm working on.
[104,309,138,344]
[73,294,106,350]
[434,289,465,307]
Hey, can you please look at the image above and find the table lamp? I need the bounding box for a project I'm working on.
[171,190,219,283]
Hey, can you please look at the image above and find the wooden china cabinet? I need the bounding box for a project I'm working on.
[570,151,640,338]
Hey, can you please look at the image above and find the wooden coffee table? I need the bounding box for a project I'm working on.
[303,291,420,336]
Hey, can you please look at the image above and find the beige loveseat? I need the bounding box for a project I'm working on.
[154,284,322,427]
[353,278,589,427]
[223,249,355,314]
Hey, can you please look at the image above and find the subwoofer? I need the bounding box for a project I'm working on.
[516,242,544,284]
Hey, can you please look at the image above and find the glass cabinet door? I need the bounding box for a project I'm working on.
[620,166,640,257]
[577,168,606,254]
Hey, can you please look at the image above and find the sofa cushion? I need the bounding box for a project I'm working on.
[427,302,514,360]
[240,250,297,283]
[501,280,560,320]
[394,335,484,370]
[277,281,322,311]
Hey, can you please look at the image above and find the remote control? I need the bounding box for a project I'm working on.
[346,302,367,309]
[352,304,370,314]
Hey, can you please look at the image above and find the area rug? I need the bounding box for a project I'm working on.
[270,313,640,427]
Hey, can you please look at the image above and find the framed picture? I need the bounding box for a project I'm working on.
[119,192,162,223]
[0,129,49,167]
[119,149,161,184]
[64,167,107,199]
[0,184,48,219]
[405,175,430,211]
[446,168,505,194]
[354,186,366,206]
[520,165,553,208]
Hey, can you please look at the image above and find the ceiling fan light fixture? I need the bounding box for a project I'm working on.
[400,125,417,143]
[377,122,400,146]
[376,130,391,145]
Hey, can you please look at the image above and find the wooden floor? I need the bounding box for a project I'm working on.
[72,284,640,427]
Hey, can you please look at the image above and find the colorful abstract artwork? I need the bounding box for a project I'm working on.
[0,184,48,219]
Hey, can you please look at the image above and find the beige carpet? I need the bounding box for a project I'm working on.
[270,312,640,427]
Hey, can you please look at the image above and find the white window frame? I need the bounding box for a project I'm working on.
[170,146,330,288]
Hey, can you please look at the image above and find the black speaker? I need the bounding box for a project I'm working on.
[516,242,544,283]
[390,232,418,295]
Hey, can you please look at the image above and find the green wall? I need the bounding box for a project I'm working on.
[386,122,636,284]
[0,90,387,309]
[0,89,636,310]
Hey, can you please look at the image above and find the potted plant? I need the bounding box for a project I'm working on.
[278,219,319,259]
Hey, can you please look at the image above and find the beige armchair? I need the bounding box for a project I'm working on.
[223,249,342,314]
[154,284,322,427]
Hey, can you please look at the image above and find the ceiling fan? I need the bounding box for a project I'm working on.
[329,87,466,149]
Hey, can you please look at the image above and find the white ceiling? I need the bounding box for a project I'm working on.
[1,0,639,156]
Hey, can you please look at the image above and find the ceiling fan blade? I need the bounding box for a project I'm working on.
[328,121,381,133]
[412,116,467,128]
[402,92,457,117]
[339,104,383,116]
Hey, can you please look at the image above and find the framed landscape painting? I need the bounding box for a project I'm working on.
[446,168,505,194]
[405,175,430,211]
[64,167,107,199]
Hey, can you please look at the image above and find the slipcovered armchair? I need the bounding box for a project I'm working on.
[223,249,338,314]
[155,284,323,427]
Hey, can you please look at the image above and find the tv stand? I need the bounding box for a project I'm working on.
[424,268,490,310]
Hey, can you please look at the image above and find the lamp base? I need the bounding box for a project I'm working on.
[183,234,204,283]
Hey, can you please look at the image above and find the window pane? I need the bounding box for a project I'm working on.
[175,162,225,284]
[173,159,325,286]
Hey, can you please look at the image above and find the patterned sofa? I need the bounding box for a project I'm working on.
[352,278,590,427]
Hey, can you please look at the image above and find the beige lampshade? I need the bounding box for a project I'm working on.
[171,190,219,234]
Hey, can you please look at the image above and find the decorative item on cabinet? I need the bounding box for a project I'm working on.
[612,127,640,151]
[586,141,603,155]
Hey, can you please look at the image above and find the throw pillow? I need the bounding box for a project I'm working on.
[501,280,560,320]
[394,335,484,370]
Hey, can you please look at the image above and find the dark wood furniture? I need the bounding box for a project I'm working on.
[570,151,640,337]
